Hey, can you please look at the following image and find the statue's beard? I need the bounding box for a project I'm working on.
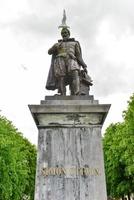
[62,35,70,40]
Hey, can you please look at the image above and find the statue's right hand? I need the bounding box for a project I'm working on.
[48,43,59,55]
[53,43,59,49]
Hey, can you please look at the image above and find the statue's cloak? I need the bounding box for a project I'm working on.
[46,55,58,90]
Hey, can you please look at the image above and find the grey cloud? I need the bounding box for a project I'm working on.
[0,13,59,38]
[70,0,134,39]
[1,0,134,41]
[88,55,134,97]
[1,0,133,97]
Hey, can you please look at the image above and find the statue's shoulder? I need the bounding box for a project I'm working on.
[58,38,76,42]
[68,38,75,42]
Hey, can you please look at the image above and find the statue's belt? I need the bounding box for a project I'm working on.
[56,52,76,60]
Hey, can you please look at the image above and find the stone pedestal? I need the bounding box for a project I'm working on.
[29,96,110,200]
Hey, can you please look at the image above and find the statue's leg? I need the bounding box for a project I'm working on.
[58,76,66,95]
[55,57,66,95]
[70,70,80,95]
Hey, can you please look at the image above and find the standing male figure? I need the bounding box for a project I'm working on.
[46,27,88,95]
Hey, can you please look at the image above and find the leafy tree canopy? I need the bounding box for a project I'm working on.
[103,94,134,199]
[0,115,36,200]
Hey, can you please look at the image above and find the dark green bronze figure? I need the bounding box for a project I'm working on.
[46,10,92,95]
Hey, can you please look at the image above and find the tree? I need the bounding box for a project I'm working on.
[103,94,134,200]
[0,115,36,200]
[122,94,134,199]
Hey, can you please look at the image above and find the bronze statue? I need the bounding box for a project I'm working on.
[46,10,92,96]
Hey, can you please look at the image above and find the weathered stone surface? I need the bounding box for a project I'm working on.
[41,99,99,105]
[45,95,94,101]
[29,96,110,200]
[37,113,103,127]
[41,95,98,105]
[35,127,107,200]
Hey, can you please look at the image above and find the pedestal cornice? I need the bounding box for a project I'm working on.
[29,96,111,128]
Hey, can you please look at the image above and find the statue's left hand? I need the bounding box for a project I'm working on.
[84,67,88,74]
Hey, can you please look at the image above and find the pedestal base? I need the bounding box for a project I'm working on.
[29,96,110,200]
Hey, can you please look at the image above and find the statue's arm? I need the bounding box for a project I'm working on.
[48,43,58,55]
[75,42,87,71]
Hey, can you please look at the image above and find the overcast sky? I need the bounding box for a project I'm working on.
[0,0,134,144]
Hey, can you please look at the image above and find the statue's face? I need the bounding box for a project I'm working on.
[61,28,70,39]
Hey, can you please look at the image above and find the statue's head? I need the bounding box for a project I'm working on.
[61,28,70,39]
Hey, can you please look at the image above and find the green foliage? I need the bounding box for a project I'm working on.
[123,94,134,135]
[103,94,134,199]
[0,115,36,200]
